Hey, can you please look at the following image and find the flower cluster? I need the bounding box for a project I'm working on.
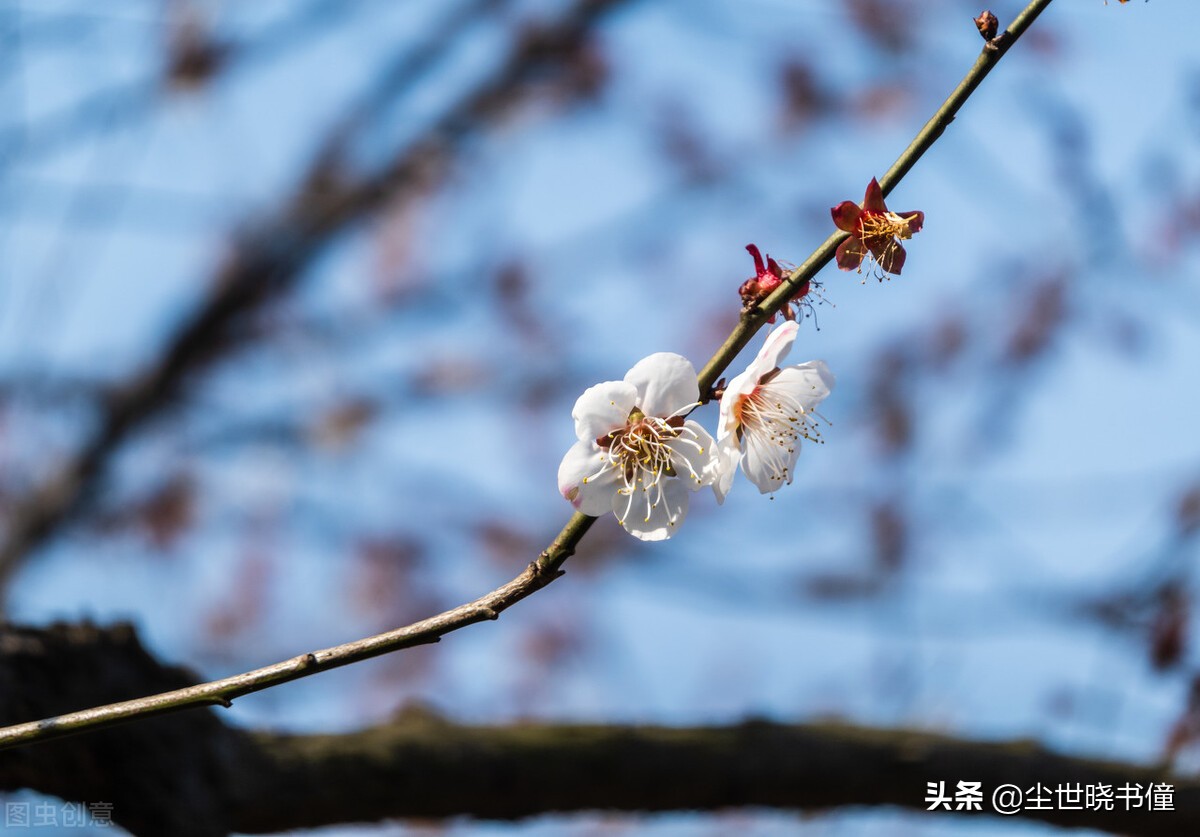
[558,325,833,540]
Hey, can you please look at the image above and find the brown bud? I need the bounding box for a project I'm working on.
[974,10,999,41]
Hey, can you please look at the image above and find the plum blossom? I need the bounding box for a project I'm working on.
[558,353,719,541]
[831,177,924,277]
[737,244,817,323]
[715,321,833,500]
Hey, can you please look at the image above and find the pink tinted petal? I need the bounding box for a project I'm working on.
[756,272,783,295]
[718,369,756,439]
[717,320,799,442]
[862,177,887,212]
[572,380,637,441]
[766,256,784,279]
[758,320,799,370]
[830,200,861,232]
[624,352,699,418]
[614,476,690,541]
[901,210,924,234]
[557,441,619,516]
[835,236,866,271]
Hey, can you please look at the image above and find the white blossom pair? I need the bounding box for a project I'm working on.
[558,321,833,540]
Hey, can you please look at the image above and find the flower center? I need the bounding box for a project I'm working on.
[588,406,707,526]
[734,380,823,483]
[858,209,914,242]
[597,409,686,485]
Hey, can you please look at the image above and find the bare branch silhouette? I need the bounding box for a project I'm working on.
[0,621,1192,837]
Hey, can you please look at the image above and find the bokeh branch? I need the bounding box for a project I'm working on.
[0,621,1194,837]
[0,0,626,596]
[0,0,1055,750]
[240,719,1200,837]
[0,1,371,172]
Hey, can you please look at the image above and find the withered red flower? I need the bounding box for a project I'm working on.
[738,244,813,322]
[831,178,924,277]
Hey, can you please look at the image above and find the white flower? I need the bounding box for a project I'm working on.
[558,352,719,541]
[715,321,833,500]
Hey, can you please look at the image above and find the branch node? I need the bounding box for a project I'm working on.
[986,31,1013,53]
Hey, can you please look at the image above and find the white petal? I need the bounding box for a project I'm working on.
[712,433,741,504]
[614,475,690,541]
[572,380,638,442]
[717,322,799,440]
[740,426,797,494]
[557,441,620,516]
[735,360,833,495]
[736,322,800,402]
[770,360,835,409]
[624,352,699,418]
[666,420,720,489]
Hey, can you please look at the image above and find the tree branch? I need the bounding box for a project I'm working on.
[0,622,1192,837]
[240,716,1198,836]
[697,0,1054,396]
[0,0,1055,750]
[0,515,591,751]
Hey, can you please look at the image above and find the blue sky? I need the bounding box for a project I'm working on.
[1,1,1197,835]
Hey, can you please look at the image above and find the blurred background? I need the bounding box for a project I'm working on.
[1,0,1198,834]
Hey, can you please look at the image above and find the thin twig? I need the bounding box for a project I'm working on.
[696,0,1054,396]
[0,514,593,749]
[0,0,1055,751]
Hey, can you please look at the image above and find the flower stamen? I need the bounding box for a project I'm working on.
[559,352,718,540]
[715,321,834,500]
[593,410,695,506]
